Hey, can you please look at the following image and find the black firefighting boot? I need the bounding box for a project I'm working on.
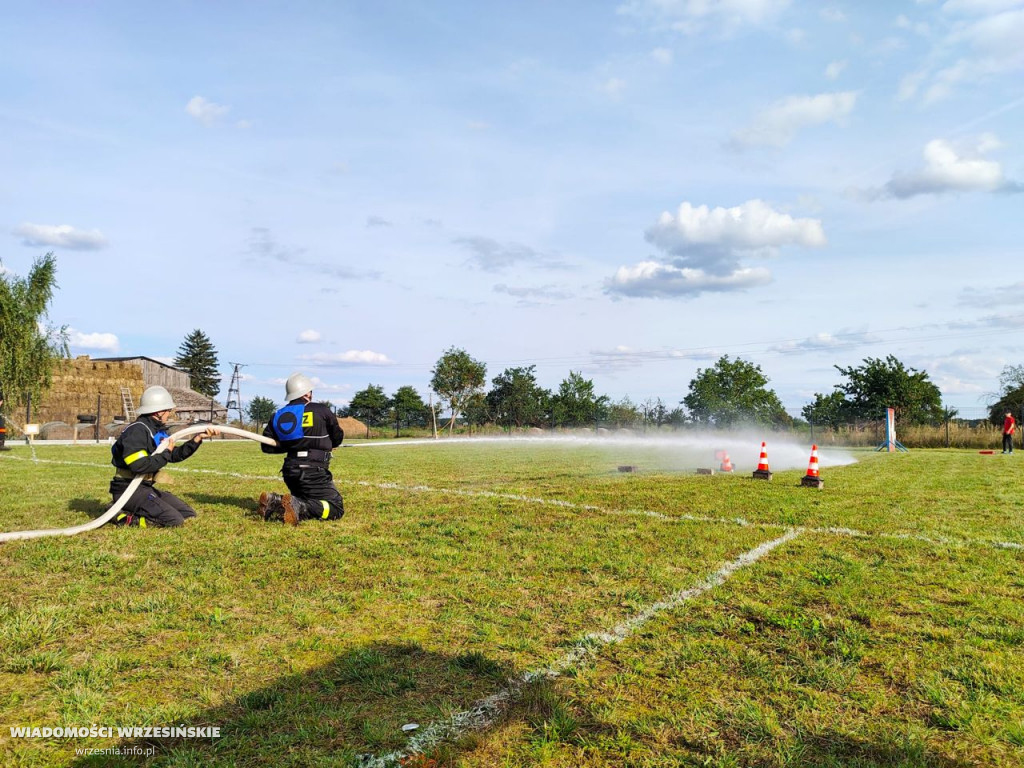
[258,491,285,522]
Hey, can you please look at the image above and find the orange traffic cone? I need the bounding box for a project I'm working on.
[801,444,824,488]
[720,452,734,472]
[752,442,772,480]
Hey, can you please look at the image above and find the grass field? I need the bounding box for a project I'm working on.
[1,437,1023,767]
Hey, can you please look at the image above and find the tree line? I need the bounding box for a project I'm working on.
[6,254,1024,431]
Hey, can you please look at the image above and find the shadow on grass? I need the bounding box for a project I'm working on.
[68,497,111,520]
[59,641,976,767]
[69,642,562,768]
[795,730,974,767]
[188,492,264,511]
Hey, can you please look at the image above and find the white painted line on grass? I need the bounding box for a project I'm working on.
[357,528,803,768]
[3,455,1021,551]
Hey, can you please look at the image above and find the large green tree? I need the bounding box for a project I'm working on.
[801,390,848,428]
[0,252,69,412]
[390,385,428,431]
[607,396,641,428]
[246,395,277,431]
[349,384,391,429]
[486,365,551,429]
[683,355,790,428]
[430,347,487,434]
[551,371,608,427]
[987,365,1024,425]
[833,355,942,425]
[174,329,220,397]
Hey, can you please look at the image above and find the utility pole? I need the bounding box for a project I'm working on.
[227,363,245,427]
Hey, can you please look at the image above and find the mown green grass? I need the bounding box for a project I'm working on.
[1,439,1022,767]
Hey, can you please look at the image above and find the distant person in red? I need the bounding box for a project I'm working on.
[1002,411,1017,454]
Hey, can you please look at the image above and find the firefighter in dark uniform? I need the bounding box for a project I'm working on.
[258,372,345,526]
[109,385,218,527]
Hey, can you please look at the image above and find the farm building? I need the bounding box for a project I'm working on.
[30,356,226,438]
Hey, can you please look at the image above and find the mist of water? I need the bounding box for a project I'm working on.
[349,430,857,473]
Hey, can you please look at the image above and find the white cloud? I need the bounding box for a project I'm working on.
[617,0,792,34]
[646,199,827,254]
[820,7,847,22]
[824,60,847,80]
[13,222,108,250]
[769,330,881,353]
[908,7,1024,103]
[468,120,490,131]
[296,329,322,344]
[298,350,394,365]
[68,328,119,352]
[366,215,393,228]
[730,91,859,148]
[875,135,1021,198]
[605,261,772,298]
[650,47,674,65]
[606,199,824,299]
[185,95,230,125]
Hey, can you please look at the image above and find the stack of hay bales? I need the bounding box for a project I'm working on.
[337,416,370,438]
[35,357,144,436]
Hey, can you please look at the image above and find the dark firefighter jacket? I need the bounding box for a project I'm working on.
[110,415,202,492]
[262,400,344,461]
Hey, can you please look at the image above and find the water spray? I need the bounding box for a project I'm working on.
[0,425,277,543]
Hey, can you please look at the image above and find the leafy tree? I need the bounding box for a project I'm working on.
[551,371,608,427]
[801,391,848,429]
[607,396,641,428]
[349,384,390,430]
[683,355,790,428]
[0,252,68,412]
[391,385,428,430]
[665,406,688,427]
[430,347,487,435]
[833,355,942,425]
[462,392,490,432]
[246,395,277,431]
[175,329,220,397]
[988,364,1024,425]
[640,397,669,429]
[486,365,550,429]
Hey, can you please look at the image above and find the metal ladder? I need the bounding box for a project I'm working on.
[120,387,137,422]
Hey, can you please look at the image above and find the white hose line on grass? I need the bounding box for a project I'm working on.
[3,453,1022,551]
[0,426,277,543]
[358,528,804,768]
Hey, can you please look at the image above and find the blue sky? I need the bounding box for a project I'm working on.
[2,0,1023,416]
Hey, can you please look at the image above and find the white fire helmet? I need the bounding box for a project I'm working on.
[137,386,176,415]
[285,372,314,402]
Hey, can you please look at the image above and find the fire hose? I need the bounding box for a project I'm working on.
[0,425,278,543]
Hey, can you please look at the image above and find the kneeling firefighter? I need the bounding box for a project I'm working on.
[109,386,218,527]
[258,372,345,526]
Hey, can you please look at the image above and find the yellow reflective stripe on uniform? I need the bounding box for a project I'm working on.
[138,518,147,528]
[302,411,313,428]
[124,449,149,465]
[321,500,330,519]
